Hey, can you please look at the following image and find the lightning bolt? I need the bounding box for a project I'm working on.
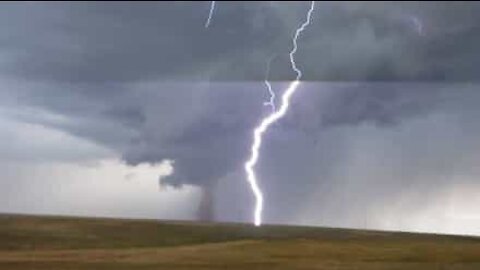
[244,1,316,227]
[263,57,276,112]
[205,1,216,28]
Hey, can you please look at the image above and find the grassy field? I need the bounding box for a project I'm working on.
[0,214,479,269]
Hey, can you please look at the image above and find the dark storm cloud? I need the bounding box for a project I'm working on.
[121,83,264,187]
[0,1,290,82]
[2,80,264,188]
[288,82,442,130]
[1,1,480,225]
[2,2,480,82]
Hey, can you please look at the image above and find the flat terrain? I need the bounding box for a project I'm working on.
[0,214,479,269]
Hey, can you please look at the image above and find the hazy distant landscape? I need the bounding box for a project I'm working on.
[0,214,478,269]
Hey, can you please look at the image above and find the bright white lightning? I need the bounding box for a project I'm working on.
[289,1,315,80]
[244,1,315,227]
[205,1,216,28]
[263,57,276,112]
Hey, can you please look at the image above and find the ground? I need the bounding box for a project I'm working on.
[0,214,479,269]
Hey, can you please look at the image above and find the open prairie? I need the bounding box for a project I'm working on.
[0,214,479,269]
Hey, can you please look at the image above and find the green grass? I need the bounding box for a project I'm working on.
[0,214,479,269]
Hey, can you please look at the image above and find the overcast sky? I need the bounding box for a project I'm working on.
[1,1,480,236]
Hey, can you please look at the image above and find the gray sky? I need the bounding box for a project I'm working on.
[1,1,480,236]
